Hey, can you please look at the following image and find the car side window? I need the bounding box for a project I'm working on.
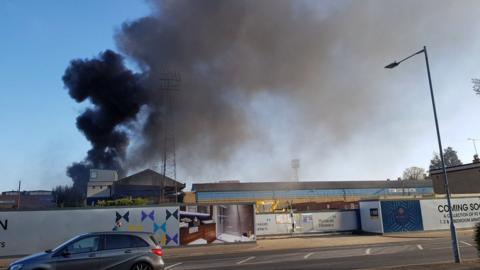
[66,236,101,254]
[131,236,149,248]
[104,235,150,250]
[105,235,132,250]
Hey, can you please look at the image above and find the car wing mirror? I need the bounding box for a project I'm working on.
[61,250,71,257]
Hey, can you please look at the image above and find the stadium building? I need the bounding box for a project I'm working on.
[190,180,434,211]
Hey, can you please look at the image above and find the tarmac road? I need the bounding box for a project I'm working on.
[1,232,477,269]
[163,234,478,270]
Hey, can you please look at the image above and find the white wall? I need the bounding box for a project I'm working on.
[359,201,383,233]
[421,197,480,230]
[86,183,112,198]
[255,211,358,236]
[0,206,179,257]
[256,214,292,235]
[89,169,118,182]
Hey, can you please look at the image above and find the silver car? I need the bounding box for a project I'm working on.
[8,232,165,270]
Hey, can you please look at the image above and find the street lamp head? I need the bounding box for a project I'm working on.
[385,61,399,69]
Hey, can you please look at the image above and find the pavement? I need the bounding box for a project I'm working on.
[2,230,479,269]
[160,230,479,269]
[370,260,480,270]
[163,229,474,258]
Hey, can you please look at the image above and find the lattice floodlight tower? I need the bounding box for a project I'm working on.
[291,159,300,182]
[158,71,181,203]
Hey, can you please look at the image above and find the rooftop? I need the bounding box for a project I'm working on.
[115,169,185,189]
[429,161,480,175]
[192,180,433,192]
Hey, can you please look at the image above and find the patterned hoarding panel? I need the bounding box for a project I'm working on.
[381,200,423,233]
[0,206,179,257]
[118,207,180,247]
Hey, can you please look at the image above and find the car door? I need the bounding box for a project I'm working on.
[52,235,102,270]
[96,234,140,270]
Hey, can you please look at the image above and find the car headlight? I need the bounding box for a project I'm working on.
[9,264,23,270]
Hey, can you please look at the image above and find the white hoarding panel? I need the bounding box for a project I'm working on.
[297,212,358,233]
[359,201,383,233]
[317,211,357,231]
[0,206,179,257]
[255,211,357,236]
[256,214,291,235]
[275,214,292,224]
[421,197,480,231]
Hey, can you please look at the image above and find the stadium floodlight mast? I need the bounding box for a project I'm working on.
[468,138,479,156]
[385,46,461,263]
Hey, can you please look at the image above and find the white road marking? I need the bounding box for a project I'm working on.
[417,244,423,250]
[304,252,314,259]
[236,256,255,265]
[165,262,183,270]
[461,241,473,247]
[365,248,371,255]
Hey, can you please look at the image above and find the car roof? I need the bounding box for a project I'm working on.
[85,231,155,236]
[53,231,159,253]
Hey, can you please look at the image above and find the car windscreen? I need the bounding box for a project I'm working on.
[66,236,101,254]
[52,235,83,253]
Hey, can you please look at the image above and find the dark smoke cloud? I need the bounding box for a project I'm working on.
[63,0,424,183]
[115,0,378,175]
[64,0,480,184]
[117,0,330,170]
[63,50,146,190]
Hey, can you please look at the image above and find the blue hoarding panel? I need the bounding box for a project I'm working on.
[381,200,423,233]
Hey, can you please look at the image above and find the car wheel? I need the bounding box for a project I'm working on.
[131,263,153,270]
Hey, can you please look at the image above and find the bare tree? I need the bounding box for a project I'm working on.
[402,167,426,180]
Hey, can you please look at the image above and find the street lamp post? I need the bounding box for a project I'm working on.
[385,46,461,263]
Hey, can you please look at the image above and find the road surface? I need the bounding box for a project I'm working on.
[163,234,477,270]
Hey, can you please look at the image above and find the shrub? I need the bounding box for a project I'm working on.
[96,197,149,207]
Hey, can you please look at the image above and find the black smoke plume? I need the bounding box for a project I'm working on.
[63,50,146,191]
[64,0,479,184]
[64,0,403,185]
[115,0,360,176]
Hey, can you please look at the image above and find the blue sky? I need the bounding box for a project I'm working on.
[0,0,150,190]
